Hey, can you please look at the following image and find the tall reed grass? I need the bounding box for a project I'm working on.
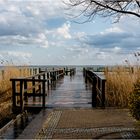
[105,66,139,107]
[0,66,30,101]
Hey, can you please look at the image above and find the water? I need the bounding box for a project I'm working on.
[0,65,106,70]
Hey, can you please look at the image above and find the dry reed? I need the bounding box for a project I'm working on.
[0,66,30,102]
[105,66,139,108]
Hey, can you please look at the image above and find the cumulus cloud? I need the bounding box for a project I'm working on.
[0,0,72,51]
[78,16,140,55]
[57,23,71,39]
[0,33,49,48]
[63,16,140,65]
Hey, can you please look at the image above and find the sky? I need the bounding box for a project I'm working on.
[0,0,140,66]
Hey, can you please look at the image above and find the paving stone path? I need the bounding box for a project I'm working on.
[17,108,139,139]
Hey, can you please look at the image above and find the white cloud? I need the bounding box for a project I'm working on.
[7,51,32,58]
[36,33,49,48]
[57,23,71,39]
[113,46,121,53]
[0,33,50,49]
[101,27,123,35]
[22,0,66,20]
[0,51,32,65]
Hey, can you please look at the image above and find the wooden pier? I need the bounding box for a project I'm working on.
[10,67,106,113]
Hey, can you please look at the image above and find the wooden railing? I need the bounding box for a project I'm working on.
[83,68,106,108]
[10,68,64,113]
[65,68,76,75]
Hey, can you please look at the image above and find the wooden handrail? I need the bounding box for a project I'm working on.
[84,68,106,108]
[10,68,65,113]
[10,78,47,82]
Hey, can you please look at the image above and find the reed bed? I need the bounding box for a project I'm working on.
[0,66,30,99]
[0,66,32,127]
[105,66,139,108]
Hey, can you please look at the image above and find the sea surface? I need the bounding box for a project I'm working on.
[0,65,107,71]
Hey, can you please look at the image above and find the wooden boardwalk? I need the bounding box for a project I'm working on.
[25,69,93,108]
[10,67,106,111]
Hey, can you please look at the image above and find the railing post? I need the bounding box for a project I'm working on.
[12,80,16,112]
[56,71,58,79]
[35,68,37,74]
[32,77,35,101]
[66,69,68,75]
[50,71,53,84]
[54,71,56,81]
[24,80,28,102]
[85,70,87,83]
[47,72,49,89]
[38,75,41,93]
[42,80,46,108]
[20,80,24,112]
[92,76,97,107]
[39,68,41,73]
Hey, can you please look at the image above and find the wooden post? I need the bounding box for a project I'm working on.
[39,68,41,73]
[64,68,66,75]
[66,67,68,75]
[47,72,49,89]
[54,71,56,81]
[56,71,58,79]
[38,75,41,93]
[70,69,72,76]
[92,76,97,107]
[24,80,28,102]
[85,70,87,83]
[12,80,16,112]
[50,72,53,84]
[20,80,24,112]
[32,77,35,101]
[42,80,46,108]
[35,68,37,74]
[43,73,45,80]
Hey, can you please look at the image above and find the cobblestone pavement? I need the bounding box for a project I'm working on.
[35,108,140,139]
